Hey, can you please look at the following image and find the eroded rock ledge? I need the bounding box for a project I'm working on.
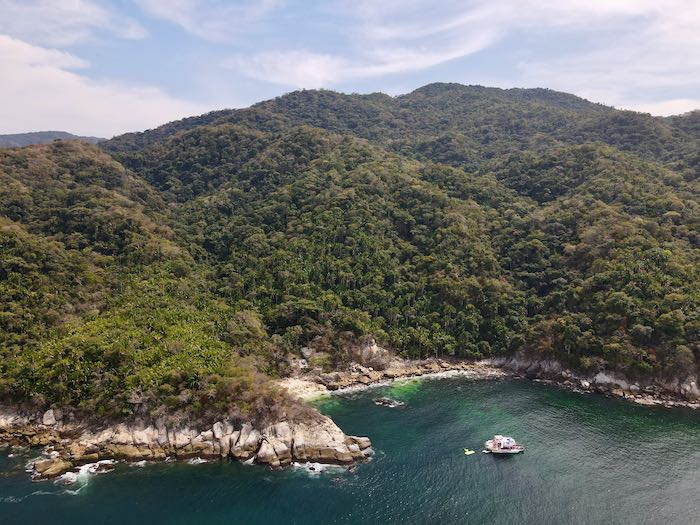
[0,409,372,480]
[488,353,699,409]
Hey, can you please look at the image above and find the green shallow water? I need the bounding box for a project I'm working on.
[1,377,698,524]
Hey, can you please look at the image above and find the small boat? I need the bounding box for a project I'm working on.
[463,448,476,456]
[484,435,524,454]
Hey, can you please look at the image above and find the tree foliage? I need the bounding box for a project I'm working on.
[2,84,699,416]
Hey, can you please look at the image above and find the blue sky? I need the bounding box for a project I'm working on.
[1,0,699,137]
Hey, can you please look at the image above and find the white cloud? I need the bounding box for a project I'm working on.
[221,0,700,114]
[137,0,283,42]
[222,1,641,86]
[0,35,204,137]
[515,1,700,115]
[1,0,697,133]
[0,0,147,46]
[626,99,700,117]
[227,50,349,89]
[228,26,498,89]
[227,1,502,88]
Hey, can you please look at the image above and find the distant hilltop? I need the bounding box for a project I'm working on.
[0,131,105,148]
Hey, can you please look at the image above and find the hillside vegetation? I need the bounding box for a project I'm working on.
[2,84,699,419]
[0,131,104,148]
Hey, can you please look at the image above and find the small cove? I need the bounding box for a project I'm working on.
[1,377,698,524]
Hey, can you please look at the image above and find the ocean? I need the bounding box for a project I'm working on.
[1,377,698,524]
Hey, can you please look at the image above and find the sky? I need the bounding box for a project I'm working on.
[1,0,699,137]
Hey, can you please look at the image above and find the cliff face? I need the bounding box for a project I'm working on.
[0,409,372,479]
[488,354,700,406]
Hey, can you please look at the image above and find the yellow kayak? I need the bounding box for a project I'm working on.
[463,449,476,456]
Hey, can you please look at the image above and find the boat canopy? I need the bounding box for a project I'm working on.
[501,437,515,448]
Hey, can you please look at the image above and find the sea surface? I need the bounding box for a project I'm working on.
[1,377,698,524]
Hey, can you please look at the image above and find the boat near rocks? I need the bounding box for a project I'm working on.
[484,435,524,454]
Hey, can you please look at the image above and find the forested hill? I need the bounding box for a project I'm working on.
[104,83,699,173]
[0,131,104,148]
[2,84,698,419]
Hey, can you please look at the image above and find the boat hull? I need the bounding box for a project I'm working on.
[484,437,524,454]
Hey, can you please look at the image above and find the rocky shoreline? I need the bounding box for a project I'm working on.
[0,409,372,481]
[278,355,699,410]
[490,354,699,410]
[3,353,697,482]
[277,359,509,400]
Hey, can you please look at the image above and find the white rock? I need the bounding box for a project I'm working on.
[593,372,629,391]
[242,429,261,451]
[132,426,156,447]
[680,380,699,400]
[42,409,57,426]
[255,439,281,467]
[212,422,224,440]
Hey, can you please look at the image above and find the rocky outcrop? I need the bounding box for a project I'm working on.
[42,409,61,426]
[488,353,700,408]
[34,457,73,478]
[349,338,392,370]
[0,409,372,480]
[252,418,372,468]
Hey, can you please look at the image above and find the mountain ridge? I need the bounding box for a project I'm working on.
[1,83,698,423]
[0,131,105,149]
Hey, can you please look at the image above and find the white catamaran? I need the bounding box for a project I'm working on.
[484,435,524,454]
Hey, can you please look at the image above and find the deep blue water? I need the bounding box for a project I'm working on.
[1,377,698,524]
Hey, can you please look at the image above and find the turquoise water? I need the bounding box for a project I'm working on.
[1,378,698,524]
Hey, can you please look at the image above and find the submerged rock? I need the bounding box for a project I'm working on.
[373,397,405,408]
